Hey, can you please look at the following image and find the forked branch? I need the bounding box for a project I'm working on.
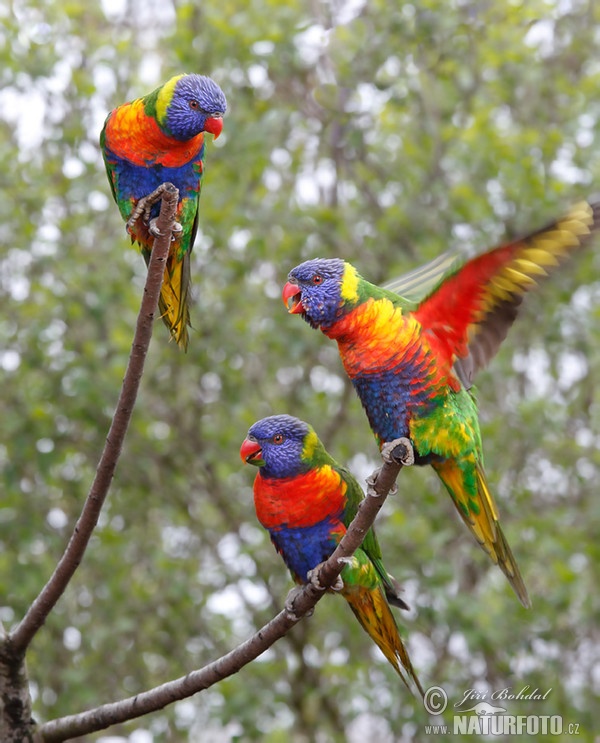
[36,438,413,742]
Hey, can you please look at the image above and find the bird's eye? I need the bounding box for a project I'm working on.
[312,274,323,285]
[272,434,284,444]
[189,99,200,110]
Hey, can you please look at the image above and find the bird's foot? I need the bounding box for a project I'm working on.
[366,470,396,497]
[307,563,344,592]
[366,438,414,498]
[126,213,141,235]
[284,586,313,621]
[126,183,177,235]
[382,437,415,467]
[148,218,182,240]
[148,218,162,237]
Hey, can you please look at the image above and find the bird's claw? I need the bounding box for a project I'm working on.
[284,586,313,621]
[148,218,162,237]
[126,183,179,237]
[366,470,397,498]
[126,211,145,235]
[307,564,344,592]
[142,203,154,225]
[149,218,182,240]
[366,438,413,497]
[382,437,415,467]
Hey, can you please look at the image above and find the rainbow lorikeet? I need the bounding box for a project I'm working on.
[100,73,226,350]
[240,414,424,694]
[282,200,600,608]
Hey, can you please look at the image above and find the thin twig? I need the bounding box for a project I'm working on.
[10,184,180,656]
[36,440,413,742]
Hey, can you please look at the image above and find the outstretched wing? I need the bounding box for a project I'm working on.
[384,251,461,303]
[413,201,600,387]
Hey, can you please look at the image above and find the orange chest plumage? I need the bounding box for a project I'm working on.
[103,98,205,168]
[326,299,425,373]
[325,298,460,391]
[254,466,347,531]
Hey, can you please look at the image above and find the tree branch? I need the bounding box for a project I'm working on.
[36,439,413,742]
[9,184,180,656]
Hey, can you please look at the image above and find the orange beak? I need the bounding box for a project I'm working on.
[205,116,223,139]
[240,437,263,464]
[282,281,304,314]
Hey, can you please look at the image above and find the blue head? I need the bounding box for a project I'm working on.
[240,414,316,479]
[156,74,227,141]
[282,258,360,329]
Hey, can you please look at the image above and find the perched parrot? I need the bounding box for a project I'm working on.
[282,200,600,608]
[100,73,227,350]
[240,414,424,694]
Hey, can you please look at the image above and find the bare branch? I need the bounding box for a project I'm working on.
[0,644,34,743]
[9,184,180,656]
[36,439,413,742]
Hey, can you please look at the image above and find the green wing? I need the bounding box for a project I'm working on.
[337,464,409,610]
[99,121,119,206]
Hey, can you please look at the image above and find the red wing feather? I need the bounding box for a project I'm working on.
[414,200,600,385]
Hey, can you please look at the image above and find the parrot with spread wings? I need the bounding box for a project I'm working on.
[282,200,600,608]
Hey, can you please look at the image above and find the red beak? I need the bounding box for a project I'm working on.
[205,116,223,139]
[240,437,263,464]
[282,281,304,314]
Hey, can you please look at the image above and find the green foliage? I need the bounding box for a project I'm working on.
[1,0,600,740]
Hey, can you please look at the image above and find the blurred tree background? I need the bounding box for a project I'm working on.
[1,0,600,740]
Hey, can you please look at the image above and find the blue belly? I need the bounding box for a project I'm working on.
[268,519,341,583]
[351,364,438,444]
[106,148,203,218]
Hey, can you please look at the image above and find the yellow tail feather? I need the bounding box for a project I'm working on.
[157,253,191,351]
[434,458,531,608]
[343,584,425,697]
